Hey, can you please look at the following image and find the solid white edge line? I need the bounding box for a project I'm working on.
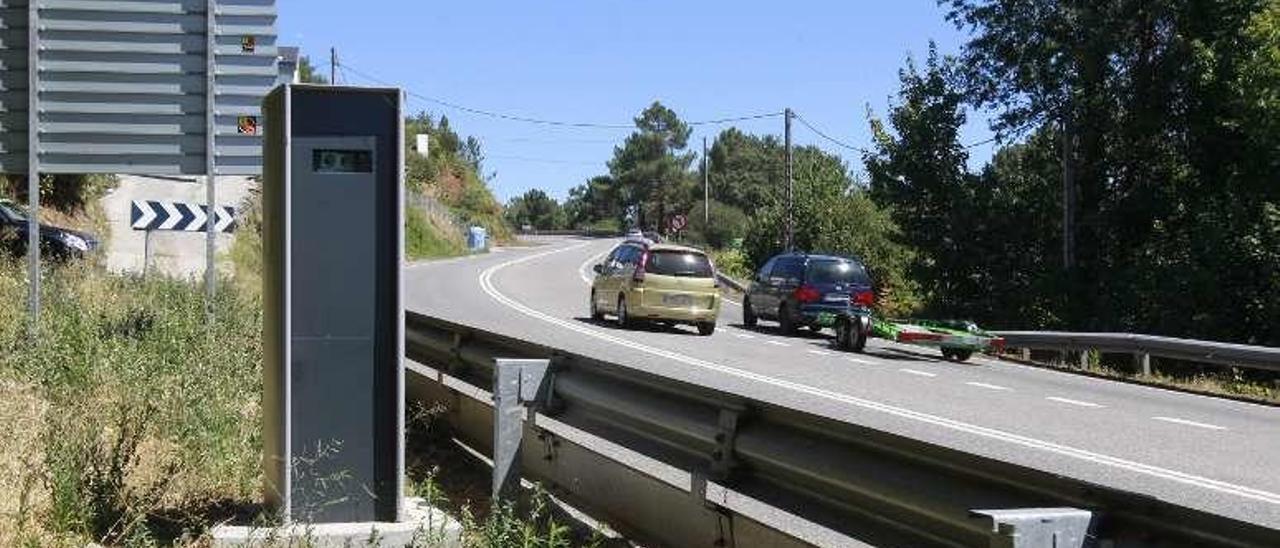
[1152,416,1228,431]
[1046,397,1105,409]
[478,241,1280,506]
[899,368,937,378]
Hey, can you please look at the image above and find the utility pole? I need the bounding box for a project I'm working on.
[702,136,709,230]
[1061,115,1076,270]
[330,47,337,85]
[784,108,794,252]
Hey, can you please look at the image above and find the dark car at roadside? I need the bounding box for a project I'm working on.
[0,199,99,260]
[742,252,875,337]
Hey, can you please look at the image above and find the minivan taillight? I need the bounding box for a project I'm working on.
[794,284,821,304]
[852,290,875,307]
[633,251,649,283]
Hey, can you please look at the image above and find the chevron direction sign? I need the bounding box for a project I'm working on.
[131,201,236,233]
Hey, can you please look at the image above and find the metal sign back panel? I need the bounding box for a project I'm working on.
[0,0,277,176]
[0,0,29,174]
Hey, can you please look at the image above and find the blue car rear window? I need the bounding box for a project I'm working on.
[807,259,870,285]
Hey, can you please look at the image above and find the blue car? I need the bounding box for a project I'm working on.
[743,252,875,338]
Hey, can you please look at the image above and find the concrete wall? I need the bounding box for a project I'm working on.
[99,175,254,278]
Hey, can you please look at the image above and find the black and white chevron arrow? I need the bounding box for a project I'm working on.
[130,200,236,233]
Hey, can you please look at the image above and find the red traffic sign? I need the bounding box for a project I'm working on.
[670,214,688,231]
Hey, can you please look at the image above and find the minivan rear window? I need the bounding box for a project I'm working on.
[807,259,870,285]
[645,250,714,278]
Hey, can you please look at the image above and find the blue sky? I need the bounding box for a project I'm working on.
[279,1,995,202]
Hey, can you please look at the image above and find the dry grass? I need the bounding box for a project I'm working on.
[0,260,263,546]
[1007,350,1280,405]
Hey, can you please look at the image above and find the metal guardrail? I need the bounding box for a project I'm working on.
[995,331,1280,373]
[404,311,1279,547]
[715,272,748,293]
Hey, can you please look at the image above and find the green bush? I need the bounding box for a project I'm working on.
[709,247,752,282]
[686,200,748,249]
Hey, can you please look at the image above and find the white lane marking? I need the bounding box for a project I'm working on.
[477,244,1280,506]
[807,350,831,356]
[846,357,874,365]
[899,368,937,378]
[966,382,1011,392]
[1046,397,1105,408]
[578,248,612,285]
[1153,416,1228,431]
[734,333,755,339]
[765,340,789,347]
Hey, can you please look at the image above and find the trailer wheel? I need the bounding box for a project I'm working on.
[942,348,973,362]
[835,319,853,351]
[852,327,867,353]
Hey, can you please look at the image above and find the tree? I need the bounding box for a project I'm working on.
[705,128,784,213]
[685,200,748,248]
[563,175,623,229]
[605,102,696,232]
[747,145,920,316]
[297,55,328,84]
[506,189,565,231]
[865,45,976,316]
[938,0,1280,343]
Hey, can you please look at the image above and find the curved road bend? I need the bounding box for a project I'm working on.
[406,236,1280,529]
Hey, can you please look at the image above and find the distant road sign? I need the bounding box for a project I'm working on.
[131,200,235,233]
[0,0,280,176]
[671,214,688,231]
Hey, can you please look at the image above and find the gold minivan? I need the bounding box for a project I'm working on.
[590,242,721,335]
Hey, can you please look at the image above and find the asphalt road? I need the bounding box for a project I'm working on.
[406,236,1280,530]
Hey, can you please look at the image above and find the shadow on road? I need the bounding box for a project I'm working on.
[726,322,832,341]
[571,316,703,336]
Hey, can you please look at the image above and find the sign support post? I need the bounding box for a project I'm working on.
[205,0,218,309]
[25,0,40,330]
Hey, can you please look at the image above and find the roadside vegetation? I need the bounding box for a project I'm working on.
[1009,350,1280,405]
[525,1,1280,354]
[0,261,263,546]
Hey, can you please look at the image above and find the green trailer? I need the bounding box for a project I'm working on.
[870,317,1006,362]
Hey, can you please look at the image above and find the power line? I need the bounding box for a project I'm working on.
[338,60,783,130]
[339,62,633,128]
[791,112,871,154]
[484,154,601,166]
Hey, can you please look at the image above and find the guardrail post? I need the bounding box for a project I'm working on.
[710,408,742,481]
[492,358,550,501]
[971,508,1092,548]
[1078,350,1089,369]
[1019,348,1031,361]
[1136,352,1151,376]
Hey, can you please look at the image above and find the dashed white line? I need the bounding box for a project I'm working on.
[765,340,790,347]
[966,382,1011,391]
[899,368,937,377]
[733,333,755,339]
[1153,416,1228,431]
[1046,397,1105,408]
[846,357,873,365]
[807,350,831,356]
